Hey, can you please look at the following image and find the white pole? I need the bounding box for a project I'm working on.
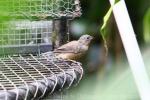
[109,0,150,100]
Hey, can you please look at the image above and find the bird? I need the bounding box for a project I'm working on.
[53,34,93,60]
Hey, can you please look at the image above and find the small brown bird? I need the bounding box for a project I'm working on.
[53,34,93,60]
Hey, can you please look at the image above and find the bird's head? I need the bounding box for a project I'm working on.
[78,34,93,46]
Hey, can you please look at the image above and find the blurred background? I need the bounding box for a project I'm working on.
[0,0,150,100]
[52,0,150,100]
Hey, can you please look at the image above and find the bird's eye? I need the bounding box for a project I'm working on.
[87,37,90,39]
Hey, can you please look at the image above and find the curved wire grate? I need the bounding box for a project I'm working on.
[0,52,83,100]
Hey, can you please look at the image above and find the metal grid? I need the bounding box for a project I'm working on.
[0,0,83,99]
[0,53,83,100]
[0,20,53,55]
[0,0,81,18]
[0,0,82,55]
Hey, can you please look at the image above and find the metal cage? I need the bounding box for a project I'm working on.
[0,0,82,56]
[0,0,81,18]
[0,0,83,100]
[0,20,53,55]
[0,53,83,100]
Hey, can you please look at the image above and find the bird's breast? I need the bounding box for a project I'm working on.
[56,52,83,60]
[79,45,88,53]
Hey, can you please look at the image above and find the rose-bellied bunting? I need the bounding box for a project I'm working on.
[54,34,93,60]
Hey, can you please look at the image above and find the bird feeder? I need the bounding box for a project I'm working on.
[0,0,83,100]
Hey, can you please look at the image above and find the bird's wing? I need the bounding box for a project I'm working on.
[54,41,78,53]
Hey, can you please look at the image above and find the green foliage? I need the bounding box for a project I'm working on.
[143,8,150,43]
[0,0,51,22]
[0,0,28,46]
[0,0,23,22]
[100,0,120,55]
[100,7,112,55]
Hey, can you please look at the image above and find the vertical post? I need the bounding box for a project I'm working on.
[52,18,68,49]
[59,17,68,45]
[109,0,150,100]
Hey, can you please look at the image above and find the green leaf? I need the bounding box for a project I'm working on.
[100,7,113,35]
[100,0,120,55]
[143,8,150,43]
[100,7,112,56]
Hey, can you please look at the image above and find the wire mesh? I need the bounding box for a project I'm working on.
[0,0,83,99]
[0,20,53,55]
[0,0,81,18]
[0,53,83,100]
[0,0,82,55]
